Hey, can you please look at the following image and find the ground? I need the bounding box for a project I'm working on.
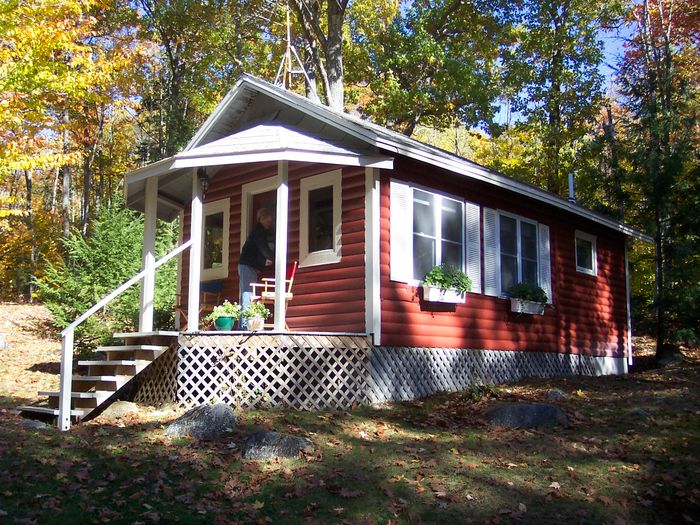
[0,303,699,524]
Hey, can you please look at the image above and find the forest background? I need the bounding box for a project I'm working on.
[0,0,697,358]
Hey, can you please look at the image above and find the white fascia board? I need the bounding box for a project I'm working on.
[172,149,394,170]
[374,138,653,243]
[124,157,177,185]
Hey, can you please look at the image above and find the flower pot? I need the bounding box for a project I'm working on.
[213,316,235,331]
[510,298,545,315]
[422,284,466,304]
[246,315,265,331]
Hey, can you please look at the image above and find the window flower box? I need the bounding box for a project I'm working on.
[510,297,545,315]
[422,284,467,304]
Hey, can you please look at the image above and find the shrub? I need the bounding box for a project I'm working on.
[35,200,178,352]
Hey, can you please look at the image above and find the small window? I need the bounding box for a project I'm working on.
[201,199,230,280]
[575,230,597,276]
[300,170,342,267]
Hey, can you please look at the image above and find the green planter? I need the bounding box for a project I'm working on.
[213,316,235,331]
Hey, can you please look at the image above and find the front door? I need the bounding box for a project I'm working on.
[251,190,276,256]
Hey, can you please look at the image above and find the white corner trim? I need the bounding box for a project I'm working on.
[299,169,343,268]
[365,168,381,345]
[201,198,230,281]
[625,242,633,366]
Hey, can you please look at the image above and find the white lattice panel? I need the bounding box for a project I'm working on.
[134,347,178,406]
[177,334,371,410]
[367,347,585,403]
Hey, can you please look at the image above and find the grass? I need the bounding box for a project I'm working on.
[1,305,698,524]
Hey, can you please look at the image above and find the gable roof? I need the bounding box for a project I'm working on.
[126,74,650,242]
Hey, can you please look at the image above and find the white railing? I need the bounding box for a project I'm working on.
[58,239,192,431]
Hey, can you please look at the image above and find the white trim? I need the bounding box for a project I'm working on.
[173,150,393,170]
[625,242,633,367]
[139,177,158,331]
[575,230,598,276]
[365,167,381,345]
[175,210,184,329]
[274,161,289,331]
[240,176,277,251]
[299,169,342,268]
[187,169,203,331]
[201,198,231,281]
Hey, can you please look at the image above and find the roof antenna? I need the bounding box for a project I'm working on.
[274,4,319,103]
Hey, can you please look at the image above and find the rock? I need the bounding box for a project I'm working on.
[242,431,314,460]
[629,407,652,419]
[21,418,50,430]
[486,402,568,429]
[100,401,140,420]
[546,389,567,401]
[0,333,7,350]
[164,403,237,440]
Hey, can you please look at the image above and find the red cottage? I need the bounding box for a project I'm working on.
[21,75,651,430]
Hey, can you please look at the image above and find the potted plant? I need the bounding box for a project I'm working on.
[240,301,271,331]
[421,264,472,304]
[508,282,548,315]
[204,300,241,330]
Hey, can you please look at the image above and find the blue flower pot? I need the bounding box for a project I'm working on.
[213,316,234,331]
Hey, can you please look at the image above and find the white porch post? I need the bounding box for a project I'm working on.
[365,167,381,345]
[139,176,158,332]
[187,168,203,331]
[274,160,289,331]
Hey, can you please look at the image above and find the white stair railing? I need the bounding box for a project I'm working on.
[58,239,192,431]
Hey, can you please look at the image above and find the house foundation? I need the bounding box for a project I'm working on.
[134,333,628,410]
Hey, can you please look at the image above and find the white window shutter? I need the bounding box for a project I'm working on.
[483,207,500,296]
[390,180,412,282]
[465,201,481,294]
[538,223,552,304]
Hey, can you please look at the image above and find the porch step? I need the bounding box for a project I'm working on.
[18,406,85,417]
[113,331,179,340]
[19,330,178,428]
[77,359,151,367]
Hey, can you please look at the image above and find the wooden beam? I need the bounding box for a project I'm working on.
[274,160,289,331]
[187,169,203,331]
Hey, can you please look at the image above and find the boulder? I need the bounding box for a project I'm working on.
[99,401,140,420]
[546,389,567,401]
[242,431,314,460]
[629,407,652,420]
[21,418,50,430]
[164,403,237,440]
[486,402,568,429]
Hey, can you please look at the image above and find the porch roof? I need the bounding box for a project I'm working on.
[125,123,393,221]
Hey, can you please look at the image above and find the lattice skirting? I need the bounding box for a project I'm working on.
[136,335,627,410]
[134,346,178,406]
[176,334,372,410]
[367,347,627,404]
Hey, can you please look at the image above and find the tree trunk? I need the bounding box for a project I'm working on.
[61,110,71,237]
[23,170,36,303]
[325,0,344,111]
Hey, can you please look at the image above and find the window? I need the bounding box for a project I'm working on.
[300,170,342,267]
[575,230,597,276]
[389,180,482,293]
[483,208,551,302]
[412,189,464,280]
[201,198,230,280]
[499,213,538,293]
